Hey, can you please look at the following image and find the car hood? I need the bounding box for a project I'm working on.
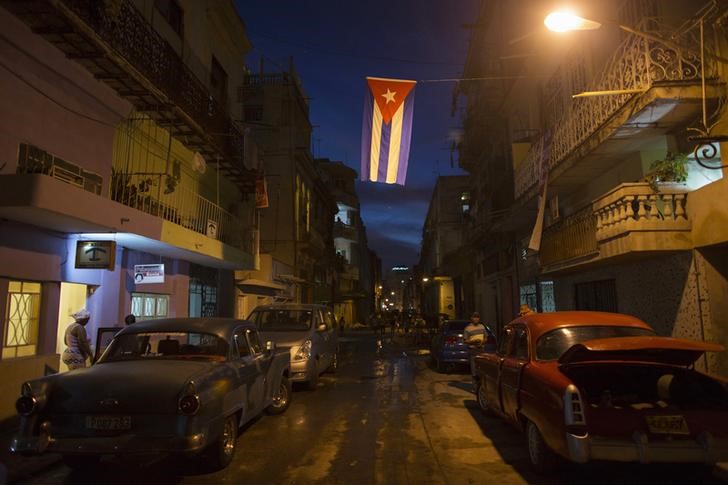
[45,359,218,413]
[558,336,724,367]
[258,330,312,348]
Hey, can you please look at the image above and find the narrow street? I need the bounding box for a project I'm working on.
[15,331,723,485]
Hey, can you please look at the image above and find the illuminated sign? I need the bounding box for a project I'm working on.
[75,241,116,270]
[392,266,409,271]
[134,264,165,284]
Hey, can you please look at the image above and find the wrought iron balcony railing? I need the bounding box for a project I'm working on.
[514,20,718,199]
[540,205,598,268]
[2,0,255,189]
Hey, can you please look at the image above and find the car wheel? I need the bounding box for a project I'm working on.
[306,360,319,390]
[266,377,291,415]
[526,420,557,474]
[476,379,492,415]
[62,455,100,470]
[205,414,238,470]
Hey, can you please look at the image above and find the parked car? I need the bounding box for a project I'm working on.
[11,318,291,471]
[249,304,338,390]
[472,311,728,473]
[430,319,496,372]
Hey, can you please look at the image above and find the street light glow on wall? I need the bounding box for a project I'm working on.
[544,11,602,32]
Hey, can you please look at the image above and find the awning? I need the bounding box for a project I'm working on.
[237,278,285,297]
[276,274,306,284]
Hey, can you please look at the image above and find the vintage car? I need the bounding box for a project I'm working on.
[249,304,338,390]
[473,311,728,473]
[430,319,496,372]
[11,318,291,471]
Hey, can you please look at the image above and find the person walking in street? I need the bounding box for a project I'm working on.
[463,312,486,390]
[62,308,93,370]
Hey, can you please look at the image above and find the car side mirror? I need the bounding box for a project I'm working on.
[317,324,327,332]
[266,340,276,352]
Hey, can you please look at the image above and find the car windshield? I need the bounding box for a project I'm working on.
[98,331,228,363]
[535,325,656,361]
[254,310,314,331]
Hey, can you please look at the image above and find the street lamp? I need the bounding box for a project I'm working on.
[422,277,429,283]
[543,11,601,32]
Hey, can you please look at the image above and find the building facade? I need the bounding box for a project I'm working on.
[457,0,728,373]
[0,0,259,424]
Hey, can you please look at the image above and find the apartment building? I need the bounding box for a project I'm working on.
[0,0,258,423]
[458,0,728,374]
[418,175,471,319]
[238,64,338,310]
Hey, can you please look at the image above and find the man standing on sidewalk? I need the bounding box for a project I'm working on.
[463,312,486,389]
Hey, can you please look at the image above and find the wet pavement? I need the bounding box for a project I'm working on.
[9,331,727,484]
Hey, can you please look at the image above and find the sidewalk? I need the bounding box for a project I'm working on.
[0,427,61,484]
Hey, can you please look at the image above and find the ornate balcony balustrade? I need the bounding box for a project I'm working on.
[539,182,692,272]
[514,20,718,199]
[2,0,256,190]
[333,221,357,241]
[593,182,691,258]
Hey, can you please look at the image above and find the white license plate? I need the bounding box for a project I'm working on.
[645,415,690,435]
[85,415,131,431]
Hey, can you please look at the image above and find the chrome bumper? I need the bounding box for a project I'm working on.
[11,432,208,456]
[289,358,315,382]
[566,431,728,464]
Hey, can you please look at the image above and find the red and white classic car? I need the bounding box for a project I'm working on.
[473,311,728,472]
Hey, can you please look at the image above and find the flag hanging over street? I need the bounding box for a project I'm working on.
[361,77,416,185]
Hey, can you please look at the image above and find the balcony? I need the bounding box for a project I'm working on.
[540,183,692,273]
[1,0,256,191]
[333,221,357,241]
[514,19,722,201]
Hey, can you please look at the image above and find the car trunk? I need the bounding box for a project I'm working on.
[561,359,728,440]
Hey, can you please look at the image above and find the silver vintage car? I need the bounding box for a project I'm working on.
[248,304,338,390]
[11,318,291,471]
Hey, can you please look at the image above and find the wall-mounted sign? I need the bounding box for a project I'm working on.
[75,241,116,270]
[134,264,165,284]
[206,220,218,239]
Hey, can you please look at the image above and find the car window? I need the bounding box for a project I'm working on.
[535,325,656,361]
[99,331,228,362]
[254,309,314,331]
[246,328,263,355]
[326,311,336,329]
[497,327,514,356]
[514,327,529,360]
[233,328,251,358]
[314,311,326,330]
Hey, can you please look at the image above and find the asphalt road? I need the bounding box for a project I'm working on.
[16,331,725,484]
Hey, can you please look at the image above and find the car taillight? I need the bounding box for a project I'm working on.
[444,336,459,346]
[16,395,37,416]
[178,394,200,415]
[564,384,586,427]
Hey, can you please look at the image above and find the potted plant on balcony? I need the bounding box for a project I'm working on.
[642,151,688,192]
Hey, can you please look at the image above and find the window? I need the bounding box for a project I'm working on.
[233,329,250,358]
[2,281,41,359]
[460,191,470,215]
[189,279,217,317]
[155,0,183,37]
[210,56,228,106]
[497,326,514,357]
[131,293,169,321]
[514,327,529,360]
[575,279,617,312]
[535,326,655,361]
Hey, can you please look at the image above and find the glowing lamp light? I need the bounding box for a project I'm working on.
[544,11,601,32]
[422,277,429,283]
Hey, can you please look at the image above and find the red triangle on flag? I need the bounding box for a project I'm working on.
[367,77,416,124]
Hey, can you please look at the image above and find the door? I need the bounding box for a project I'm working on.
[57,282,87,372]
[490,326,515,416]
[246,328,271,413]
[230,327,259,422]
[500,325,529,423]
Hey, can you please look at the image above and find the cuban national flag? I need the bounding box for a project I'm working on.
[361,77,416,185]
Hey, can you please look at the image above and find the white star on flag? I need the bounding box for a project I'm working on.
[381,89,396,103]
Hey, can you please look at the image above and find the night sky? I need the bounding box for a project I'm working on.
[235,0,479,270]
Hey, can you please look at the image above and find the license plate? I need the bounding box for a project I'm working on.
[85,415,131,431]
[645,415,690,435]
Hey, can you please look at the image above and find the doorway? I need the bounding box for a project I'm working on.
[56,282,87,372]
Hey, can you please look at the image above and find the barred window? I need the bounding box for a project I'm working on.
[2,281,42,359]
[131,293,169,321]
